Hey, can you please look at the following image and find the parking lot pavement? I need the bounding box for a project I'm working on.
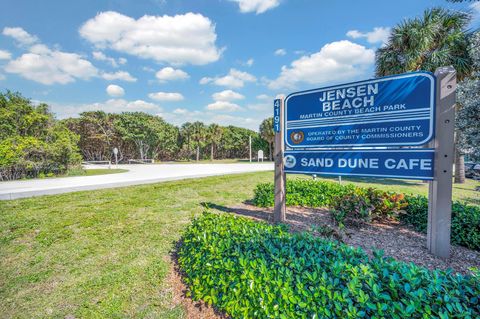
[0,163,274,200]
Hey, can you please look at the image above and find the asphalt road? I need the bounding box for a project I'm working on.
[0,163,274,200]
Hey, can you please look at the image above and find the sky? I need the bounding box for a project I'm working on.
[0,0,478,131]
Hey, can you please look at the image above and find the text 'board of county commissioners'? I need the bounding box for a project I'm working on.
[284,72,435,148]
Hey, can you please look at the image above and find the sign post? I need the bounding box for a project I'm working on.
[427,66,456,258]
[273,98,286,223]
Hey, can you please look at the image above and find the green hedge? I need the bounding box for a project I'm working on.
[253,179,355,207]
[178,212,480,319]
[252,180,480,251]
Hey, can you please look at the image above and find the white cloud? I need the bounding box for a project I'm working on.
[2,27,38,45]
[230,0,281,14]
[0,49,11,60]
[206,101,242,112]
[158,109,262,130]
[212,89,245,101]
[101,70,137,82]
[51,98,162,118]
[274,48,286,56]
[245,58,254,67]
[471,2,480,22]
[5,46,98,85]
[199,77,213,85]
[148,92,184,101]
[346,27,390,45]
[142,66,155,72]
[156,67,189,82]
[471,2,480,12]
[92,51,126,67]
[247,102,270,111]
[268,40,375,90]
[256,94,271,100]
[106,84,125,97]
[79,11,221,65]
[200,68,256,88]
[173,108,188,114]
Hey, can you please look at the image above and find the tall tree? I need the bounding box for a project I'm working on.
[0,91,81,180]
[375,7,474,183]
[190,121,206,161]
[207,124,223,161]
[259,117,275,161]
[180,122,193,160]
[457,31,480,162]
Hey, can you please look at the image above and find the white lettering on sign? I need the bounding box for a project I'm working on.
[320,83,378,112]
[385,158,432,170]
[299,156,432,171]
[301,158,334,167]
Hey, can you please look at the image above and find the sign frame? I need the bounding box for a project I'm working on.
[284,71,436,149]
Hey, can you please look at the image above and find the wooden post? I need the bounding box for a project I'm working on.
[274,98,286,223]
[427,66,456,258]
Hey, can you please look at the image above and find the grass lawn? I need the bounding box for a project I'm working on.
[0,172,478,318]
[0,172,273,318]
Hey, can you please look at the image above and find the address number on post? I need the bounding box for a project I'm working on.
[273,99,281,133]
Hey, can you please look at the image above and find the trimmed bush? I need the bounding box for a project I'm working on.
[401,195,480,251]
[253,180,355,208]
[252,179,480,251]
[178,212,480,319]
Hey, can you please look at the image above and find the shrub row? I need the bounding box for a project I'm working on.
[252,179,480,251]
[178,212,480,319]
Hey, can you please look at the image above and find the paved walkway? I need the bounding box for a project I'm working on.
[0,163,273,200]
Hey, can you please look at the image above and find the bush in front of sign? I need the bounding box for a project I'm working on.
[177,212,480,319]
[252,180,354,208]
[401,195,480,251]
[330,188,408,228]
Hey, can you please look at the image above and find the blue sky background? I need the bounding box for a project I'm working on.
[0,0,478,130]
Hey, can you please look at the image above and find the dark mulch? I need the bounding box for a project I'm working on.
[168,246,228,319]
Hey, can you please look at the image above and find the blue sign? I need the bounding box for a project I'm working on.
[284,149,434,180]
[273,99,281,133]
[284,72,435,148]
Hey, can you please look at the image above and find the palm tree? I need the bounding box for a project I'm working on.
[191,121,206,161]
[180,122,193,160]
[207,124,223,161]
[375,7,473,183]
[259,117,275,161]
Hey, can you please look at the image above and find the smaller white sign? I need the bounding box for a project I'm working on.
[258,150,264,162]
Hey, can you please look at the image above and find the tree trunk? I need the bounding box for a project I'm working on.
[210,143,214,161]
[454,149,465,184]
[268,142,272,161]
[139,141,144,160]
[454,129,465,184]
[196,145,200,161]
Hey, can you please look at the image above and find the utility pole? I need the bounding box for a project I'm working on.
[249,135,252,162]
